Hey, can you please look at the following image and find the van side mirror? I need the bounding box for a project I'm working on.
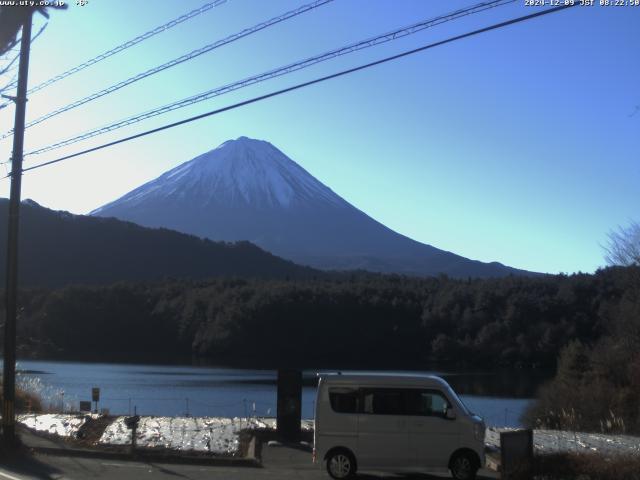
[445,408,456,420]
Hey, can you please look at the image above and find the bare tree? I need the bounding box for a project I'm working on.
[0,5,60,54]
[0,23,47,97]
[604,220,640,266]
[0,6,33,56]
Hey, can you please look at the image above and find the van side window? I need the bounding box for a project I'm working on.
[329,388,359,413]
[361,389,405,415]
[405,390,451,417]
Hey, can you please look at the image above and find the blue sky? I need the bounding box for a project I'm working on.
[0,0,638,274]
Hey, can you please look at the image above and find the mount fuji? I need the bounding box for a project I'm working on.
[91,136,528,278]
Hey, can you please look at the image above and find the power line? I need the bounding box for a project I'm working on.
[23,0,516,157]
[0,0,227,105]
[0,0,333,138]
[6,3,577,179]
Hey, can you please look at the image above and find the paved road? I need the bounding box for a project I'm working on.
[0,445,498,480]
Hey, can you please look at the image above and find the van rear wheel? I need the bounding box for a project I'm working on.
[326,450,356,479]
[450,451,478,480]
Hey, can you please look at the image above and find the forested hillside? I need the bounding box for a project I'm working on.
[6,266,637,369]
[0,199,316,286]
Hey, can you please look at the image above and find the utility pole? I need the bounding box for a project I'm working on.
[2,9,33,447]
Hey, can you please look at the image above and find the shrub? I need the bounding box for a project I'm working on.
[0,383,42,413]
[524,291,640,434]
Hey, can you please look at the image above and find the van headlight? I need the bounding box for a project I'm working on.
[474,422,485,442]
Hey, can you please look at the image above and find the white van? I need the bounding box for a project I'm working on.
[313,373,485,480]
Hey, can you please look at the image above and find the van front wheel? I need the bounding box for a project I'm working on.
[450,451,478,480]
[326,449,356,479]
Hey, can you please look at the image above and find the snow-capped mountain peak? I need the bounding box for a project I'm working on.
[93,137,342,214]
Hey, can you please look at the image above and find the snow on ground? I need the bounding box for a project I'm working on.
[19,413,637,458]
[16,413,313,455]
[99,416,251,455]
[98,416,314,455]
[17,413,88,437]
[486,427,640,456]
[252,417,314,432]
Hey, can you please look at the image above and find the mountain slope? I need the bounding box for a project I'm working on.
[0,199,315,287]
[92,136,531,278]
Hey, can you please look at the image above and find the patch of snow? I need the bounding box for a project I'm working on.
[255,417,314,432]
[99,416,246,454]
[18,413,88,437]
[98,417,313,455]
[164,163,192,181]
[486,427,640,456]
[98,416,311,455]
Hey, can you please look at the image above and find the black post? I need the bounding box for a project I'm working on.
[131,423,137,451]
[2,10,32,447]
[276,369,302,442]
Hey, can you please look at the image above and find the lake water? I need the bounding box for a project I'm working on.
[15,360,548,428]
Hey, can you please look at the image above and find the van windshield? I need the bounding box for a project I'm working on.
[447,387,471,416]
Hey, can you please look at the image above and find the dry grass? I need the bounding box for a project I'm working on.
[534,452,640,480]
[0,384,43,413]
[528,407,628,435]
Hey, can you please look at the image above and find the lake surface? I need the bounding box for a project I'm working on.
[14,360,548,428]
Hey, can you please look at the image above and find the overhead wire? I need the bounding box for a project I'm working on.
[0,0,228,108]
[0,0,334,138]
[3,3,577,179]
[22,0,516,158]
